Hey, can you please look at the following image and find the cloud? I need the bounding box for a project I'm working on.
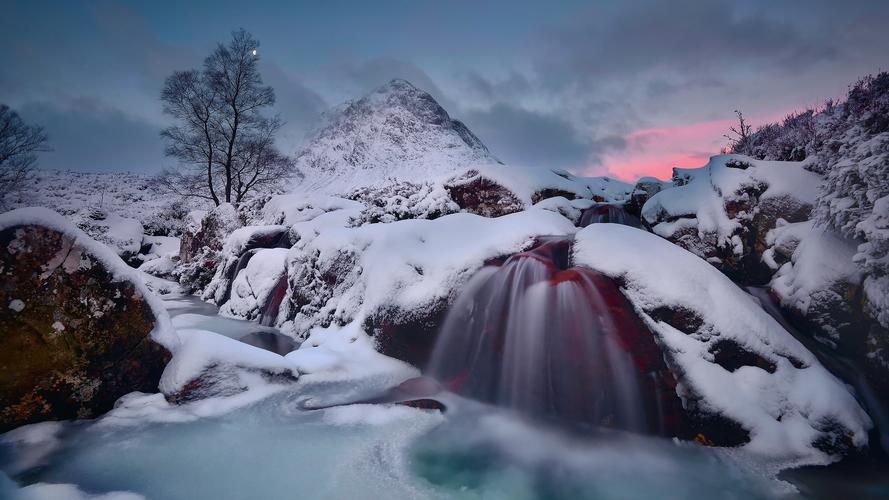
[536,0,838,87]
[258,61,328,151]
[462,103,625,170]
[18,98,165,172]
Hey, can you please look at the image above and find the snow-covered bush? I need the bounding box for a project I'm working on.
[734,72,889,327]
[348,181,459,223]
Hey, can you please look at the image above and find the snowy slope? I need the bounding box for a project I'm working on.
[5,169,203,237]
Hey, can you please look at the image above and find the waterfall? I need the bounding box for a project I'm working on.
[579,204,641,228]
[426,237,679,433]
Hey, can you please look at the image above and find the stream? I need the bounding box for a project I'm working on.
[0,289,884,499]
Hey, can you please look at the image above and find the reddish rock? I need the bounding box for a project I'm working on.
[444,170,524,217]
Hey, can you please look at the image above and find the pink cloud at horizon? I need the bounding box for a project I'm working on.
[593,111,791,182]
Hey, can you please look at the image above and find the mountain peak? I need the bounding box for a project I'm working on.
[292,80,500,193]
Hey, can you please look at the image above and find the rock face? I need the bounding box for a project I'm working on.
[0,209,172,431]
[176,204,242,293]
[179,204,241,264]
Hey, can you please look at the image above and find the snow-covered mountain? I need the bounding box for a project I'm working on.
[291,79,501,194]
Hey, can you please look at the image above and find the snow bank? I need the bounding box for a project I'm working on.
[159,329,297,397]
[574,223,871,462]
[253,193,365,226]
[285,322,419,407]
[0,207,178,351]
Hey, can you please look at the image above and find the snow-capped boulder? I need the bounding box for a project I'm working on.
[202,225,292,306]
[574,224,872,462]
[443,169,525,217]
[642,154,820,284]
[219,247,290,324]
[0,208,176,431]
[160,329,298,405]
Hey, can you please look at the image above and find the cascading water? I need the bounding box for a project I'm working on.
[426,237,681,434]
[579,203,642,228]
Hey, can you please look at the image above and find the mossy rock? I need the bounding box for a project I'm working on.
[0,224,170,431]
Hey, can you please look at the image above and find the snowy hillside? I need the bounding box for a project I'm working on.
[5,169,203,237]
[291,79,501,194]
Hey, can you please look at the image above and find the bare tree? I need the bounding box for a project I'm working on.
[160,70,222,205]
[724,109,753,155]
[230,115,294,204]
[159,29,290,206]
[0,105,50,204]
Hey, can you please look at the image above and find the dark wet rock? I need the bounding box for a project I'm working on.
[708,339,777,374]
[685,412,751,448]
[444,170,524,218]
[531,188,578,205]
[624,178,666,218]
[578,204,642,228]
[645,306,705,335]
[0,221,170,431]
[165,363,298,404]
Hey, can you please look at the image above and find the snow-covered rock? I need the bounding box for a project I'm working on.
[202,225,292,306]
[574,223,872,462]
[160,329,298,404]
[219,248,289,323]
[0,207,177,431]
[642,154,820,283]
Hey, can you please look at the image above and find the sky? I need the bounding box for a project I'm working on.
[1,0,887,181]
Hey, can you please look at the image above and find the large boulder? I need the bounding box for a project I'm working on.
[0,208,176,431]
[574,224,872,461]
[202,224,293,307]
